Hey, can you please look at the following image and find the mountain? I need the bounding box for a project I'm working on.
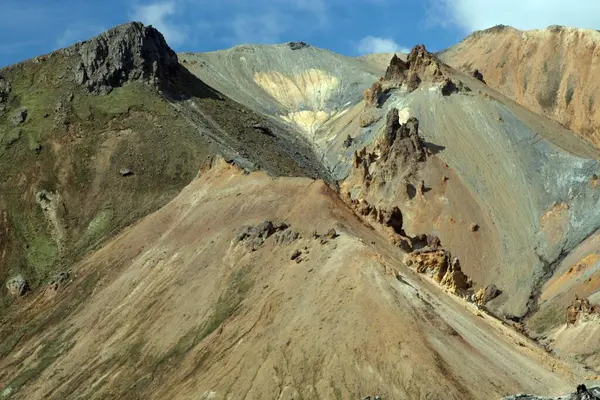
[440,25,600,149]
[0,22,327,309]
[2,22,600,399]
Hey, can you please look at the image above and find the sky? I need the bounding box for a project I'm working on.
[1,0,600,67]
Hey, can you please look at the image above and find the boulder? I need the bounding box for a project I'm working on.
[290,249,302,260]
[120,168,133,176]
[475,284,501,305]
[363,79,383,107]
[6,275,29,297]
[343,135,353,148]
[12,108,27,126]
[472,69,485,83]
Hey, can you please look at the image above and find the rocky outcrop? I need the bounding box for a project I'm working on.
[273,229,300,246]
[352,111,427,192]
[0,75,11,103]
[472,69,485,83]
[384,54,408,81]
[474,284,501,305]
[405,249,473,296]
[288,41,309,50]
[6,275,29,297]
[235,221,292,251]
[566,296,600,325]
[363,45,468,109]
[68,22,178,94]
[363,78,383,107]
[11,108,27,126]
[378,206,404,234]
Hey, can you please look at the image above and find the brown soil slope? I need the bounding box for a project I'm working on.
[0,23,326,308]
[440,25,600,148]
[0,161,583,399]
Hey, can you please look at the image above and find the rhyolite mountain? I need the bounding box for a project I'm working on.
[1,22,600,400]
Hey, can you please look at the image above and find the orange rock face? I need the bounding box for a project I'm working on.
[441,25,600,148]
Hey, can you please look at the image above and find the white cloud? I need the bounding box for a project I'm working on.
[356,36,410,54]
[131,1,187,46]
[432,0,600,32]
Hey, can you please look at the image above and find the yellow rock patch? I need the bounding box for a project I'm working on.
[254,69,342,134]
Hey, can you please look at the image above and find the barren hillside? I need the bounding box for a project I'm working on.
[440,25,600,148]
[2,22,600,400]
[0,161,584,399]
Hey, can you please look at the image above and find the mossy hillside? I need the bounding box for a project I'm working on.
[0,51,216,304]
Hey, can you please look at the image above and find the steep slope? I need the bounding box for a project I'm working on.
[183,42,600,320]
[439,25,600,148]
[0,161,586,399]
[289,45,600,319]
[0,23,326,307]
[180,44,382,141]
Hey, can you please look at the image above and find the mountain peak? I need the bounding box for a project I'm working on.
[63,21,178,94]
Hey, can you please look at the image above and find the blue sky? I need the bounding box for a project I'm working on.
[1,0,600,67]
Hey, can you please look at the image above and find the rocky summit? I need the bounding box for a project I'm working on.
[1,21,600,400]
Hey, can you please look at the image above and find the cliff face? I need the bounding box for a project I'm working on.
[64,22,178,94]
[440,25,600,148]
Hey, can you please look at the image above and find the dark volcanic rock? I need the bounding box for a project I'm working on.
[70,22,178,94]
[382,108,400,153]
[384,54,408,81]
[378,206,404,234]
[236,221,291,251]
[0,75,11,103]
[288,41,309,50]
[472,69,485,83]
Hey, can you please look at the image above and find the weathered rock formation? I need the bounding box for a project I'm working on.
[474,284,501,305]
[566,296,600,326]
[235,221,292,251]
[0,75,11,104]
[352,110,427,191]
[67,22,178,94]
[288,41,309,50]
[363,44,467,106]
[405,249,473,297]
